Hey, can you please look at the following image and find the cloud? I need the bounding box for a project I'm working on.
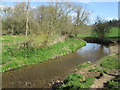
[105,17,118,21]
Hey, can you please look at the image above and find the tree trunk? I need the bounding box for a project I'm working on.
[25,1,29,36]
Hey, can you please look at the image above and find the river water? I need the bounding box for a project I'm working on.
[2,43,110,88]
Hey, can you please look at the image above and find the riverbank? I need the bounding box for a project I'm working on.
[53,44,119,89]
[82,37,120,45]
[1,37,86,72]
[3,42,110,88]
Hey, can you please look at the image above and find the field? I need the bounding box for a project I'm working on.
[77,27,119,38]
[107,27,120,37]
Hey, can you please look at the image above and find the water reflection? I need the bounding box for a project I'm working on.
[77,43,110,62]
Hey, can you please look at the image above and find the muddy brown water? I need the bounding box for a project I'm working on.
[2,43,110,88]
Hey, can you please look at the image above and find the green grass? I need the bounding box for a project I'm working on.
[59,73,95,89]
[88,68,107,74]
[100,56,120,69]
[107,27,120,37]
[105,75,120,89]
[2,35,28,42]
[77,27,119,38]
[1,37,86,72]
[77,61,91,68]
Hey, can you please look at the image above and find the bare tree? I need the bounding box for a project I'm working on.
[72,4,90,26]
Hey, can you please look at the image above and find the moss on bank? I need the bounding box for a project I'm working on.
[1,38,86,72]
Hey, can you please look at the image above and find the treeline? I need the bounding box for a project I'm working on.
[109,19,120,27]
[1,2,90,36]
[94,18,119,28]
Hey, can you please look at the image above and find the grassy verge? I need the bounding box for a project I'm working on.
[99,55,120,89]
[1,37,86,72]
[100,56,120,69]
[59,73,95,89]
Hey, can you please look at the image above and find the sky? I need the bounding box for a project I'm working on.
[0,1,119,24]
[87,2,118,24]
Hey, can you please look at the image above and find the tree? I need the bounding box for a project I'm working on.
[25,0,30,36]
[69,3,91,36]
[1,7,14,34]
[1,2,91,37]
[72,4,90,26]
[92,16,111,41]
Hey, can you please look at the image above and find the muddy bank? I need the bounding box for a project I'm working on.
[82,37,120,45]
[2,43,111,88]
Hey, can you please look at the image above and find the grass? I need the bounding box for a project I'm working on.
[59,73,95,89]
[105,75,120,89]
[107,27,120,37]
[76,27,92,37]
[77,61,91,68]
[1,37,86,72]
[1,35,28,43]
[100,56,120,69]
[77,27,119,38]
[88,68,107,74]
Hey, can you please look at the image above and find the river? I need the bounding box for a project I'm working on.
[2,43,110,88]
